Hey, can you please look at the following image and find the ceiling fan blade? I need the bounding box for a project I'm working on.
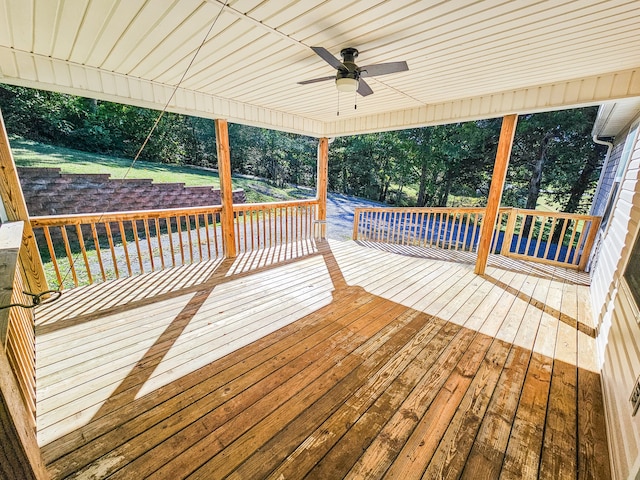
[311,46,343,69]
[357,79,374,97]
[360,61,409,77]
[298,75,336,85]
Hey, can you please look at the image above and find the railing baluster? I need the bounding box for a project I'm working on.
[234,210,241,254]
[166,217,176,267]
[176,215,185,265]
[553,218,570,262]
[104,221,120,279]
[571,220,587,266]
[59,226,78,287]
[542,218,557,260]
[43,226,63,287]
[194,214,203,261]
[118,221,132,276]
[131,219,144,273]
[155,218,165,269]
[241,209,247,253]
[144,218,155,271]
[532,215,546,259]
[90,223,106,281]
[75,224,93,284]
[185,215,194,264]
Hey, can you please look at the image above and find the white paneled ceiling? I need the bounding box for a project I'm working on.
[0,0,639,137]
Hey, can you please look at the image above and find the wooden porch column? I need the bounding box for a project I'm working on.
[0,108,48,293]
[215,119,236,258]
[474,114,518,275]
[316,137,329,239]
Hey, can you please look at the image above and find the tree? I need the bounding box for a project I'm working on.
[508,108,605,212]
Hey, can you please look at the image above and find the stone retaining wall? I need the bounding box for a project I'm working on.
[17,167,245,216]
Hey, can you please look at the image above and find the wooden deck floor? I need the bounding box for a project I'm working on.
[34,239,610,479]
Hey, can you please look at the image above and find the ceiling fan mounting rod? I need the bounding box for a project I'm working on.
[340,48,359,64]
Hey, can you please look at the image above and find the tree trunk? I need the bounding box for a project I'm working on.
[523,133,551,237]
[437,175,453,206]
[525,133,551,210]
[563,153,602,213]
[379,177,391,203]
[396,180,405,204]
[416,161,429,206]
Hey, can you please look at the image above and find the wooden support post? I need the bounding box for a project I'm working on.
[475,114,518,275]
[316,137,329,239]
[0,108,48,293]
[215,119,236,258]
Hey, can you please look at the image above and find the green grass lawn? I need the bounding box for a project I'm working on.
[10,136,313,204]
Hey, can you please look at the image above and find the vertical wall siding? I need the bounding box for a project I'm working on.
[592,114,640,480]
[593,142,624,217]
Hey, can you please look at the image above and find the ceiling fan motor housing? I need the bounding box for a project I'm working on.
[338,48,360,80]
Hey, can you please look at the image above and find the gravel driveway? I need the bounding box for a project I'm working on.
[325,193,386,241]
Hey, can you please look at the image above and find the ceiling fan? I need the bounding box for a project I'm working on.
[298,47,409,96]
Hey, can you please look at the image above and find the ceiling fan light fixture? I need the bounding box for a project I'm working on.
[336,77,358,92]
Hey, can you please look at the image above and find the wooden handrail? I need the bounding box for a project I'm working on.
[30,204,223,226]
[30,205,226,288]
[353,206,601,271]
[30,199,320,289]
[232,198,318,211]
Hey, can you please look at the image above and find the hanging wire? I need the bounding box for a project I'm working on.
[0,290,62,310]
[4,0,230,310]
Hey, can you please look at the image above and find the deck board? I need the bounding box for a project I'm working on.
[34,239,611,479]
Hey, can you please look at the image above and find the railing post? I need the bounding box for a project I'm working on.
[501,208,517,256]
[579,216,602,270]
[316,137,329,239]
[475,114,518,275]
[0,108,49,293]
[215,119,236,258]
[352,208,361,240]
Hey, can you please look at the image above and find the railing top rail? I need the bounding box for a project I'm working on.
[354,205,600,222]
[30,204,225,227]
[30,199,320,227]
[509,208,600,221]
[354,206,487,214]
[233,198,319,211]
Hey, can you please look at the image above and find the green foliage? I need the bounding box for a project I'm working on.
[506,108,605,212]
[0,85,605,212]
[229,124,316,187]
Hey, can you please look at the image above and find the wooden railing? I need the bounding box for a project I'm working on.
[353,206,600,270]
[353,207,487,253]
[495,208,601,270]
[0,222,36,422]
[30,199,320,288]
[233,199,318,253]
[31,205,225,289]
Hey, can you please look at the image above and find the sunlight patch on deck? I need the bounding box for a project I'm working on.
[136,255,333,398]
[329,239,596,369]
[36,293,196,446]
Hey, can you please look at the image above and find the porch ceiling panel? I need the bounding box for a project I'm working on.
[0,0,639,137]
